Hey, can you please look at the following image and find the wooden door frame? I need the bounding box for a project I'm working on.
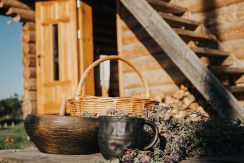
[77,0,95,96]
[36,0,79,114]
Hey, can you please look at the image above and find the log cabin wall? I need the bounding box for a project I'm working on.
[118,0,244,99]
[0,0,36,118]
[118,3,187,98]
[173,0,244,71]
[22,21,36,118]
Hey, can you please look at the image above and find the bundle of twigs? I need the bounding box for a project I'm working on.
[121,105,244,163]
[80,106,244,163]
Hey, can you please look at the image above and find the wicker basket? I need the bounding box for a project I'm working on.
[68,56,158,117]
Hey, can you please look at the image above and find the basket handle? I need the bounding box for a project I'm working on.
[75,55,149,98]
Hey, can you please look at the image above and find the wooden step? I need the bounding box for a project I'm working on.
[159,12,200,30]
[191,47,230,57]
[210,66,244,75]
[175,28,217,43]
[227,86,244,94]
[158,0,171,2]
[147,0,187,15]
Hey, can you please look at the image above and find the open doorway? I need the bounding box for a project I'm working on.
[92,0,119,97]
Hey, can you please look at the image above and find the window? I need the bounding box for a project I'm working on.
[53,24,59,80]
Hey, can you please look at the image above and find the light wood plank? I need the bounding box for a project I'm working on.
[147,0,186,15]
[210,66,244,75]
[228,86,244,94]
[159,12,200,30]
[191,47,229,57]
[174,28,216,42]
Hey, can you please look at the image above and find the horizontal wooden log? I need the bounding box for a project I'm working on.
[24,79,36,91]
[22,55,36,67]
[22,100,37,117]
[184,2,244,27]
[123,69,185,89]
[123,84,179,97]
[22,43,36,54]
[173,0,244,13]
[159,12,200,30]
[122,54,175,73]
[23,22,35,31]
[0,0,33,10]
[222,39,244,59]
[6,7,35,22]
[23,67,36,79]
[210,66,244,75]
[22,30,35,43]
[23,90,37,101]
[122,41,163,59]
[13,14,34,22]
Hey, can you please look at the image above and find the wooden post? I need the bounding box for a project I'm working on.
[6,7,35,22]
[0,0,33,10]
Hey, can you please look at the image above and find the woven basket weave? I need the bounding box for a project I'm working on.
[68,56,158,117]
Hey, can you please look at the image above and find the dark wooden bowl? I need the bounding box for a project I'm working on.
[24,114,99,155]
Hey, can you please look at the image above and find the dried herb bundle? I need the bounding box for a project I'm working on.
[121,105,244,163]
[79,108,145,118]
[80,106,244,162]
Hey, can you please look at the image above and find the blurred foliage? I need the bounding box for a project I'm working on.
[0,94,22,120]
[0,123,31,150]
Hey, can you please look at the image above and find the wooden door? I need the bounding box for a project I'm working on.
[36,0,78,114]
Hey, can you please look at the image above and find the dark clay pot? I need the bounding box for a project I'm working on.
[24,114,99,155]
[98,116,159,160]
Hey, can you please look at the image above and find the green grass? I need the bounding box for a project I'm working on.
[0,123,31,150]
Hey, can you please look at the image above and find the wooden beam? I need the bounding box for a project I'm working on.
[228,86,244,94]
[174,28,216,42]
[24,79,37,91]
[22,55,36,67]
[120,0,244,121]
[191,47,229,57]
[23,22,35,31]
[22,30,36,43]
[22,43,36,54]
[159,12,200,30]
[6,7,35,22]
[146,0,186,15]
[23,67,36,79]
[0,0,33,10]
[210,66,244,75]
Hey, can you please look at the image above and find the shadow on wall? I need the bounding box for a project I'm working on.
[119,3,213,113]
[119,4,187,97]
[119,1,240,120]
